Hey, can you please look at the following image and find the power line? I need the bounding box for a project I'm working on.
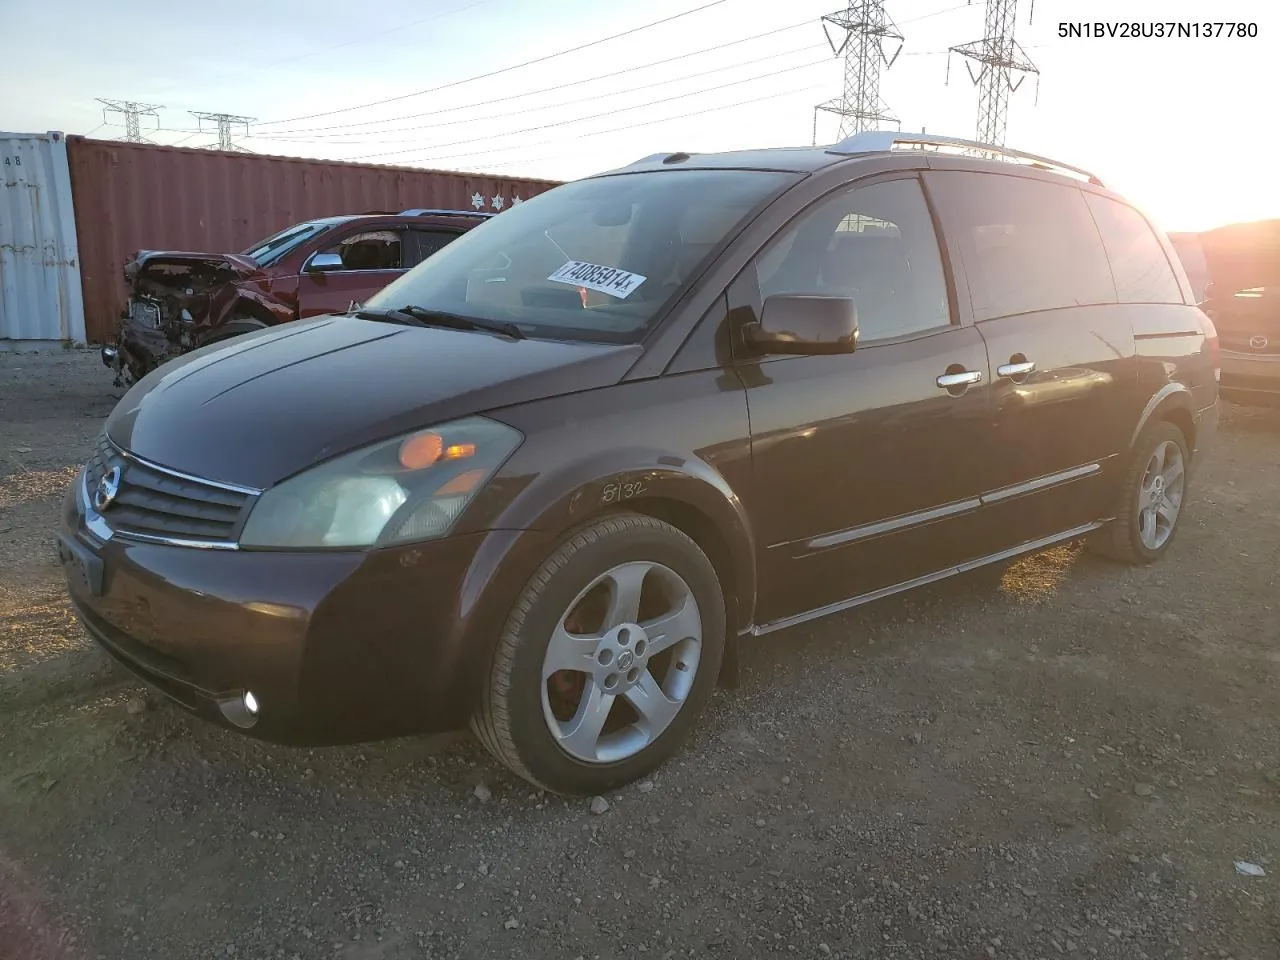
[255,0,734,127]
[252,43,827,145]
[369,81,827,168]
[258,2,971,139]
[340,55,834,161]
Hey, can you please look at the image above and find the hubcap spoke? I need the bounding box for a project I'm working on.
[542,624,599,679]
[602,562,651,630]
[642,594,702,657]
[624,669,682,737]
[1149,443,1166,476]
[557,682,615,759]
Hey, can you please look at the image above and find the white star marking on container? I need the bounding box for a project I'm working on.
[491,195,504,210]
[512,195,522,205]
[471,192,484,209]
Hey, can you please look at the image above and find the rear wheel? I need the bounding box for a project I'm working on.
[1090,420,1190,564]
[471,512,726,796]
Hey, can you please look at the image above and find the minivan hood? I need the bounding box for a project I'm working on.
[105,315,640,488]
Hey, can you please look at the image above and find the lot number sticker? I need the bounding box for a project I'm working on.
[548,260,647,300]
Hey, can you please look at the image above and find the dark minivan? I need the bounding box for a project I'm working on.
[59,132,1219,796]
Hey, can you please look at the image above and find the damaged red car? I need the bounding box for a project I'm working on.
[101,209,492,385]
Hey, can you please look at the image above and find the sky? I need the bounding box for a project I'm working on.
[1,0,1277,231]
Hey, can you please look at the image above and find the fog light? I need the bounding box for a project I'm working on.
[243,690,260,715]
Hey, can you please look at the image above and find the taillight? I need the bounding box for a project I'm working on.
[1201,312,1221,382]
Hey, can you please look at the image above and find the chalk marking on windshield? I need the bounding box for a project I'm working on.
[548,260,647,300]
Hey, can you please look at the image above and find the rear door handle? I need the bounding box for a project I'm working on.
[997,360,1036,377]
[936,370,983,388]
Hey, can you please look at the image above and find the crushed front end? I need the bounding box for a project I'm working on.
[105,251,285,387]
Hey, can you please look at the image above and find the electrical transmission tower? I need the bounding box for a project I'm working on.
[947,0,1039,148]
[96,99,163,143]
[190,111,256,152]
[811,1,905,144]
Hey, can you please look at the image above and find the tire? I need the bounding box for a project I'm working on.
[1089,420,1191,564]
[471,512,726,796]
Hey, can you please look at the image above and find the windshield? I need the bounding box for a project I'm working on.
[242,220,336,266]
[363,168,797,343]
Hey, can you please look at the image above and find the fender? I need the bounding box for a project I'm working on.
[1129,382,1196,451]
[484,446,759,634]
[233,286,295,326]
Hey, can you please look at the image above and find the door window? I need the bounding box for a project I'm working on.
[752,177,951,342]
[1084,194,1185,304]
[412,229,463,265]
[925,171,1116,320]
[321,229,405,271]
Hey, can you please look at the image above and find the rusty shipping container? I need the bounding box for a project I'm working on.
[66,136,562,343]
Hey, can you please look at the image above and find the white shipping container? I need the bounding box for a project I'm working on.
[0,131,86,346]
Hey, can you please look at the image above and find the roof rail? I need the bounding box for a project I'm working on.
[827,131,1105,187]
[399,208,494,218]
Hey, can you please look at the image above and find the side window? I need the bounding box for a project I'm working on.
[925,171,1116,320]
[412,229,462,264]
[322,229,404,271]
[1084,194,1185,304]
[754,178,951,341]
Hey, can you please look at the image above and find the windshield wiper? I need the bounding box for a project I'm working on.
[354,307,428,327]
[399,304,525,340]
[356,305,525,339]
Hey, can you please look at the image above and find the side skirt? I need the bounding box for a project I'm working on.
[750,520,1104,637]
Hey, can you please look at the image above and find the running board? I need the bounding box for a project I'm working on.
[751,521,1104,637]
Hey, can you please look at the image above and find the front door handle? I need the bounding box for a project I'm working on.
[936,370,983,388]
[997,360,1036,377]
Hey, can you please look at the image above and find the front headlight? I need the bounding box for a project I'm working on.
[238,416,522,549]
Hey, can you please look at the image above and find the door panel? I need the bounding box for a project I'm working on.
[924,170,1139,543]
[295,227,408,317]
[976,308,1137,539]
[745,328,993,624]
[731,174,997,627]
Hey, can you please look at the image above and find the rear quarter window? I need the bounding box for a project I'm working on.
[1084,194,1185,304]
[925,171,1117,321]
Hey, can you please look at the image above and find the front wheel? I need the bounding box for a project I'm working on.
[471,512,726,796]
[1090,420,1190,564]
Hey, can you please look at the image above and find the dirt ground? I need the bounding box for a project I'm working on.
[1,348,1278,960]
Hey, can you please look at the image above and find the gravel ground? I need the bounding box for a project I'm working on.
[1,348,1278,960]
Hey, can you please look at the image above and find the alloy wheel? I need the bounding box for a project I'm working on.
[1137,439,1185,551]
[540,561,703,764]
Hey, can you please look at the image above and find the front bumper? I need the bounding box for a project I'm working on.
[1220,350,1280,405]
[57,471,549,745]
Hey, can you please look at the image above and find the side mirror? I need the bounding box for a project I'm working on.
[745,294,858,356]
[305,252,345,273]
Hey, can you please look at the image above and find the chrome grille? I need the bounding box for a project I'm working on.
[84,435,257,546]
[128,298,162,327]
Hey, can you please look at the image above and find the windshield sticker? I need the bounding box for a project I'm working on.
[548,260,647,300]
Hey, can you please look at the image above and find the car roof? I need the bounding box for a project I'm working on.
[592,131,1107,188]
[301,210,491,229]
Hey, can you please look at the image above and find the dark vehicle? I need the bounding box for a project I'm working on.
[101,208,492,386]
[1170,220,1280,407]
[60,132,1219,796]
